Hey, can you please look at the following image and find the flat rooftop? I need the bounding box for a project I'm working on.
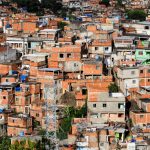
[138,21,150,25]
[114,36,135,40]
[38,68,61,72]
[119,66,138,70]
[96,92,125,102]
[39,29,61,32]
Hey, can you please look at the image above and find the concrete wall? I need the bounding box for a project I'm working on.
[117,68,139,79]
[64,61,82,72]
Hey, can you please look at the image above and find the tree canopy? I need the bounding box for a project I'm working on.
[41,0,63,14]
[12,0,41,13]
[100,0,110,6]
[0,137,11,150]
[108,83,119,93]
[57,103,87,140]
[11,0,64,16]
[57,22,68,31]
[127,10,147,21]
[60,92,76,106]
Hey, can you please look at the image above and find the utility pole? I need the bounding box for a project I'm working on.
[44,82,59,150]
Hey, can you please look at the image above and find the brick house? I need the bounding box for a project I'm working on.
[7,114,32,136]
[88,92,125,124]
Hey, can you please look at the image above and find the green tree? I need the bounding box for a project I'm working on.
[57,103,87,140]
[57,22,68,31]
[12,0,42,14]
[0,137,11,150]
[108,83,119,93]
[100,0,110,6]
[9,140,24,150]
[127,10,147,21]
[41,0,63,14]
[28,140,36,150]
[117,0,122,6]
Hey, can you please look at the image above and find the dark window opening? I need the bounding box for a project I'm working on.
[93,104,96,108]
[67,53,71,58]
[139,51,143,55]
[95,47,98,50]
[96,66,100,70]
[103,104,107,107]
[59,53,64,58]
[140,70,143,74]
[118,113,123,117]
[36,113,39,117]
[140,115,144,118]
[145,26,149,29]
[118,103,124,109]
[82,88,87,95]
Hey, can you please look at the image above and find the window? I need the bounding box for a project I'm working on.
[12,119,15,123]
[36,113,39,117]
[74,63,77,67]
[55,89,58,95]
[139,51,143,55]
[3,96,6,99]
[82,88,87,95]
[140,70,143,74]
[93,104,96,108]
[148,69,150,73]
[131,71,135,75]
[60,89,62,93]
[96,66,100,70]
[132,80,136,84]
[103,103,107,107]
[25,97,29,101]
[25,107,29,114]
[67,53,71,58]
[59,53,64,58]
[140,115,144,118]
[145,26,149,29]
[26,87,29,91]
[6,79,9,82]
[95,47,98,51]
[118,114,123,118]
[105,47,109,51]
[118,103,124,109]
[148,79,150,82]
[15,98,19,101]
